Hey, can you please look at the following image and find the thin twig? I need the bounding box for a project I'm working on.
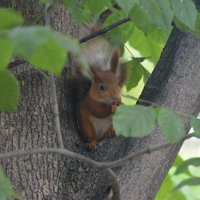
[45,3,64,148]
[121,94,158,107]
[79,17,131,43]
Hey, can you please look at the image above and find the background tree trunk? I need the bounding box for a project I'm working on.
[1,1,200,200]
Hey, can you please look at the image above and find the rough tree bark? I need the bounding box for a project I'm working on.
[1,1,200,200]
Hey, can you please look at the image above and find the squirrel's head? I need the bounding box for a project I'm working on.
[89,49,122,105]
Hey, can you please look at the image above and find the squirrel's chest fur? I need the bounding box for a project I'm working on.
[89,114,112,139]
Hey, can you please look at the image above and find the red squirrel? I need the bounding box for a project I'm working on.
[71,27,126,149]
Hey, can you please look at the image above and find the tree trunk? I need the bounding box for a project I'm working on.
[1,1,200,200]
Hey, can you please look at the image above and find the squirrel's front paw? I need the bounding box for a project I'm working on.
[105,125,115,138]
[86,141,97,149]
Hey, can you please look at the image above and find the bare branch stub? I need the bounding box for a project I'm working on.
[9,60,26,69]
[103,168,120,200]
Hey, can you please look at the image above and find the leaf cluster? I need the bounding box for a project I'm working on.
[113,105,200,144]
[0,8,81,111]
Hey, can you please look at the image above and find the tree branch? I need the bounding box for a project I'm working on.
[0,133,194,199]
[99,134,193,169]
[79,17,131,43]
[0,134,194,169]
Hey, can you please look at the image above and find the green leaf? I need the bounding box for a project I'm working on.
[129,26,171,63]
[155,0,174,32]
[125,58,149,91]
[30,38,66,76]
[0,70,19,111]
[174,12,200,39]
[193,131,200,138]
[63,0,84,24]
[9,26,80,75]
[85,0,109,13]
[170,0,197,31]
[175,158,200,175]
[139,0,162,29]
[0,39,12,70]
[130,4,153,34]
[54,32,80,55]
[174,177,200,190]
[126,60,143,91]
[116,0,139,13]
[9,26,52,60]
[157,109,185,143]
[191,117,200,132]
[173,155,191,176]
[155,174,187,200]
[113,105,156,137]
[0,8,23,30]
[104,11,135,45]
[0,166,13,200]
[130,0,166,34]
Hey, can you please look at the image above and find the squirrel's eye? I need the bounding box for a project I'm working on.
[99,83,105,91]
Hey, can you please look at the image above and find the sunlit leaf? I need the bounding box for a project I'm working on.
[125,58,149,91]
[173,155,191,176]
[157,109,185,143]
[129,27,171,63]
[175,158,200,175]
[125,60,142,91]
[113,105,156,137]
[174,177,200,190]
[155,174,187,200]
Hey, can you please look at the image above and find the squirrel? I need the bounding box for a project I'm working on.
[70,24,126,149]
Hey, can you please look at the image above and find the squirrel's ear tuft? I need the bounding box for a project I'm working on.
[90,66,101,82]
[110,49,120,74]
